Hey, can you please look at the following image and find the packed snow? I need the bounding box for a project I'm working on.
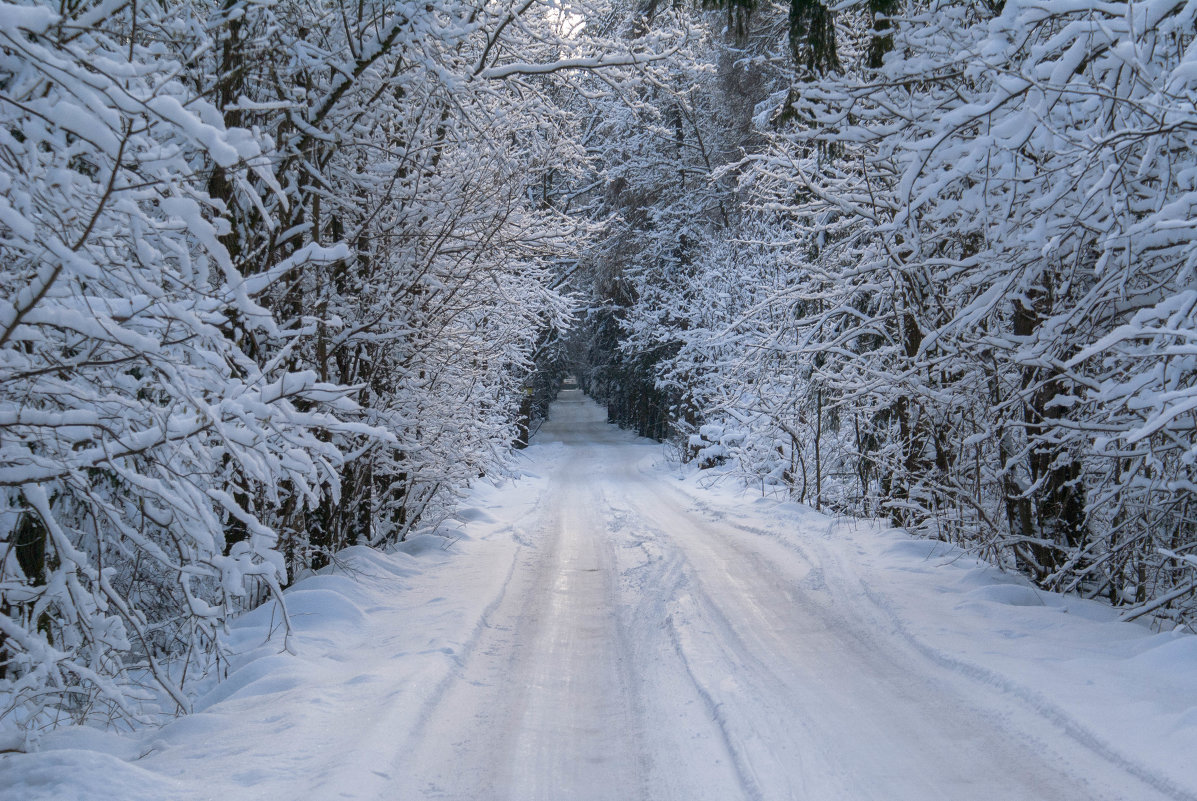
[3,390,1196,800]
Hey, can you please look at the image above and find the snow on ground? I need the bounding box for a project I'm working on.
[3,390,1197,800]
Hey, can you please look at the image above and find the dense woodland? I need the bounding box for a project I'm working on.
[2,0,1197,736]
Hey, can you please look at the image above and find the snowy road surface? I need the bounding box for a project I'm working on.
[5,390,1197,801]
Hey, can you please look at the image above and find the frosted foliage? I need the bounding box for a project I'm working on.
[0,1,359,730]
[189,0,630,553]
[617,0,1197,625]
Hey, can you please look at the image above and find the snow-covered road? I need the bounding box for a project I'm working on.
[393,391,1189,801]
[6,390,1197,801]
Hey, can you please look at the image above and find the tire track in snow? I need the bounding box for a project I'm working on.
[606,486,843,801]
[613,469,1127,801]
[604,497,766,801]
[401,528,530,748]
[396,428,655,801]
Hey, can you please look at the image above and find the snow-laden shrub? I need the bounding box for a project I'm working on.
[0,1,361,732]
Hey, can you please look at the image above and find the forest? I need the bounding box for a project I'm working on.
[2,0,1197,736]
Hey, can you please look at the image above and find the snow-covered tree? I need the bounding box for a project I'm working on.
[644,0,1197,622]
[0,0,361,730]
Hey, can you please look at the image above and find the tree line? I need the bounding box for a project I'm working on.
[579,0,1197,629]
